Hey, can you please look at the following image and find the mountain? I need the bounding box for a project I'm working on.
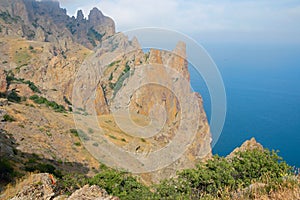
[1,1,299,199]
[0,0,211,185]
[0,0,115,49]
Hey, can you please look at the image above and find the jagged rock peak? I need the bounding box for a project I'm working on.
[227,137,264,159]
[174,41,186,58]
[88,7,104,23]
[76,9,84,21]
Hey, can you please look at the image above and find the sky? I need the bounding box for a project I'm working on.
[56,0,300,44]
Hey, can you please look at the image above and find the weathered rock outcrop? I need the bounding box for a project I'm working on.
[227,137,264,159]
[10,173,57,200]
[0,69,7,94]
[0,0,115,49]
[6,173,118,200]
[67,185,119,200]
[72,32,212,183]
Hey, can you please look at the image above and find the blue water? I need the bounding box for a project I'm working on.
[189,43,300,167]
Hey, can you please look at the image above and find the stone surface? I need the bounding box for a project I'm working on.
[72,33,212,183]
[0,98,8,106]
[0,0,115,49]
[10,173,57,200]
[227,137,264,159]
[0,69,7,94]
[0,0,212,185]
[67,185,119,200]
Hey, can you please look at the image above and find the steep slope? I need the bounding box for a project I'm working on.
[0,0,212,185]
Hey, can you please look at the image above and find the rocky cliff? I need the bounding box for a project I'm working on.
[0,0,115,49]
[0,0,211,186]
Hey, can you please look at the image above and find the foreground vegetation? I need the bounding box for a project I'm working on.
[2,148,298,199]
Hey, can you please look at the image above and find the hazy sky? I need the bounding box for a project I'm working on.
[56,0,300,44]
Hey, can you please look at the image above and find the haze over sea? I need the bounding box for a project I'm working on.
[190,43,300,168]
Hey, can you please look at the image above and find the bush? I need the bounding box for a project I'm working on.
[3,114,15,122]
[24,161,62,178]
[174,149,292,198]
[7,90,21,103]
[0,159,14,182]
[57,173,89,195]
[70,129,79,137]
[63,96,72,105]
[29,95,66,113]
[49,149,295,199]
[232,149,291,186]
[89,165,152,200]
[24,80,41,93]
[5,71,41,93]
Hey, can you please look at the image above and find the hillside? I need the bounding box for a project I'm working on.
[0,0,299,199]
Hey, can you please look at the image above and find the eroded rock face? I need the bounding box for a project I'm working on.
[0,0,115,49]
[67,185,119,200]
[72,33,212,183]
[10,173,57,200]
[0,69,7,94]
[227,137,264,159]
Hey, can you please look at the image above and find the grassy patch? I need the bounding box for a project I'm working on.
[14,50,31,68]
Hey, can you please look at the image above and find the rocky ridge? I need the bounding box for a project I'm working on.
[0,0,211,187]
[0,0,115,49]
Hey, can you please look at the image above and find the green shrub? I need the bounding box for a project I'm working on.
[232,149,291,186]
[174,149,292,198]
[57,173,89,195]
[63,96,72,105]
[124,62,130,73]
[92,142,99,147]
[113,72,130,97]
[3,114,15,122]
[78,130,90,141]
[74,142,81,146]
[46,148,295,199]
[24,80,41,93]
[7,90,21,103]
[0,158,14,182]
[24,161,62,178]
[5,71,41,93]
[70,129,79,137]
[29,95,66,112]
[109,73,113,81]
[89,165,152,200]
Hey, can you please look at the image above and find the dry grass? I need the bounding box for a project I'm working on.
[1,172,35,200]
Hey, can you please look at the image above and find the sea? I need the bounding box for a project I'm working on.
[189,43,300,168]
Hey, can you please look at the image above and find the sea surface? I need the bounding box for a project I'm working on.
[189,43,300,167]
